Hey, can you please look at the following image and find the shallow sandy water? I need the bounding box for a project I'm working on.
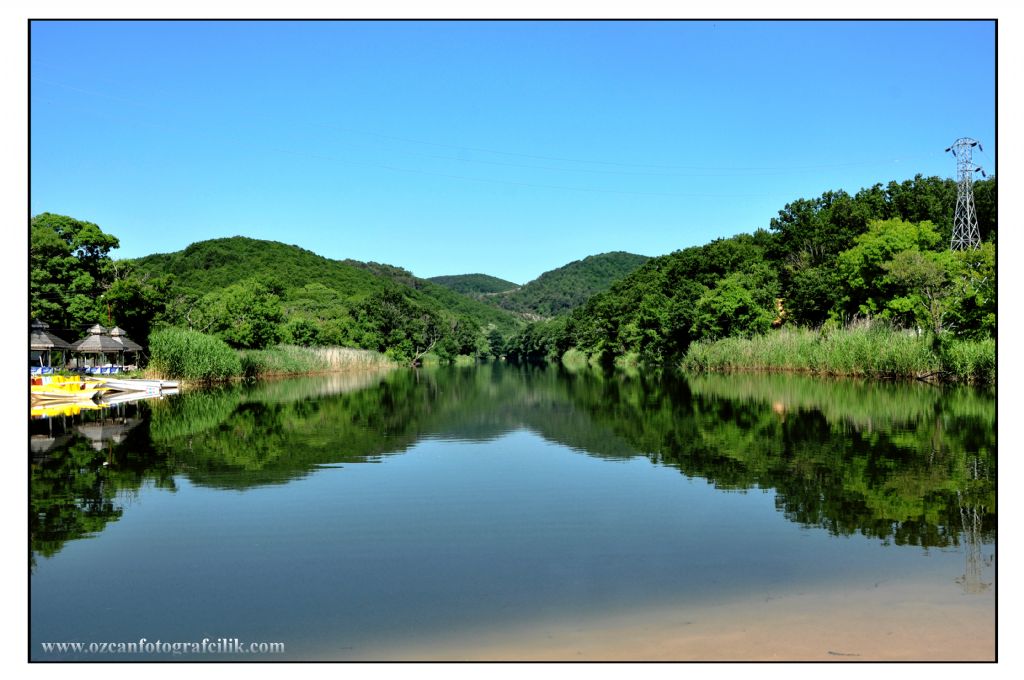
[342,578,995,661]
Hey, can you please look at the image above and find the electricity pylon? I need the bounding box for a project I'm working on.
[945,138,986,250]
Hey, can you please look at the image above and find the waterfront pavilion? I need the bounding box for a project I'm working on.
[109,327,143,370]
[69,324,125,370]
[30,319,71,370]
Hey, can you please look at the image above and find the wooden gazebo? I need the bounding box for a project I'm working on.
[109,326,143,369]
[70,324,125,370]
[30,319,71,370]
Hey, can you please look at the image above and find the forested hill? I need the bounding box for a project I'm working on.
[31,173,995,368]
[133,237,384,298]
[480,252,650,318]
[428,273,520,297]
[502,174,996,363]
[127,236,524,355]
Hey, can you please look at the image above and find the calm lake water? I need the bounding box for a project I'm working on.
[30,364,996,661]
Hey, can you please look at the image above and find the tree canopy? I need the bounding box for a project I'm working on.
[31,213,120,333]
[516,175,996,365]
[29,173,995,365]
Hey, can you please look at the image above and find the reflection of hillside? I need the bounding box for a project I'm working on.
[141,366,1000,550]
[147,365,640,485]
[426,367,639,458]
[560,369,995,548]
[32,364,995,558]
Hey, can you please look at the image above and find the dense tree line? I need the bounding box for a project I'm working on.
[30,225,516,364]
[29,173,996,368]
[503,174,996,364]
[30,213,171,344]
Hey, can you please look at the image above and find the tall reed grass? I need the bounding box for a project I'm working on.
[148,328,395,382]
[681,325,994,384]
[239,345,394,378]
[148,328,242,382]
[937,337,996,385]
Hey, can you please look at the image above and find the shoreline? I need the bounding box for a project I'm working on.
[322,577,995,662]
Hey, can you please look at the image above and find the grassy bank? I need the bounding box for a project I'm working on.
[148,328,395,382]
[681,326,994,384]
[419,353,479,367]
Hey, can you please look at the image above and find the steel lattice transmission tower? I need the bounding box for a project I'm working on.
[945,138,986,250]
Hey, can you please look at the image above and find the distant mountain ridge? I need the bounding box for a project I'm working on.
[432,251,650,319]
[428,273,519,297]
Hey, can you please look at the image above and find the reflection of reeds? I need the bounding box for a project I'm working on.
[238,345,395,378]
[148,370,393,442]
[147,386,243,441]
[681,326,994,384]
[684,371,994,430]
[242,371,387,403]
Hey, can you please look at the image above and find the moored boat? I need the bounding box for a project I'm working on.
[31,375,107,397]
[97,377,179,392]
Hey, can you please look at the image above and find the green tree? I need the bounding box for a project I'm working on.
[486,328,506,359]
[281,318,321,346]
[835,218,942,320]
[782,259,842,327]
[103,268,172,347]
[972,176,997,243]
[768,190,872,266]
[30,213,120,332]
[194,279,284,349]
[692,272,776,340]
[943,243,996,339]
[882,249,954,334]
[354,289,449,364]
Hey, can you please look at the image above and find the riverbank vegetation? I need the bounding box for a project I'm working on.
[238,345,395,378]
[146,327,393,383]
[30,173,995,383]
[30,218,520,370]
[681,324,994,384]
[502,175,996,383]
[148,328,393,382]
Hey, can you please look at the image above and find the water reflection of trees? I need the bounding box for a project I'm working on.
[30,403,178,567]
[564,370,995,549]
[31,365,995,560]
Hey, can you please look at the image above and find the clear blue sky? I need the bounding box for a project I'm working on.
[30,20,996,284]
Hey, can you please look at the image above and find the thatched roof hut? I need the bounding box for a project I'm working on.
[70,324,124,353]
[109,326,143,352]
[30,319,71,350]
